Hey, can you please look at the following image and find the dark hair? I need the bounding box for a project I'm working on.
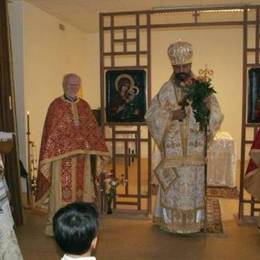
[53,202,99,255]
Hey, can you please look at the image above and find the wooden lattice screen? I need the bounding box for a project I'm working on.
[99,5,260,219]
[239,7,260,222]
[99,12,152,215]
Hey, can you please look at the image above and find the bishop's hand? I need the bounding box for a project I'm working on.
[172,108,186,121]
[204,96,211,111]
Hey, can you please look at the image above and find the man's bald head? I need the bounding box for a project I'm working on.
[62,73,81,99]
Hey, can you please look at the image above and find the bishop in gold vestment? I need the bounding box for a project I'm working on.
[145,42,223,234]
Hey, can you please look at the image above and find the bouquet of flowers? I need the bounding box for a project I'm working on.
[98,170,124,214]
[180,77,216,131]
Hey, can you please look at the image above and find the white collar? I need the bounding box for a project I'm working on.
[62,254,96,260]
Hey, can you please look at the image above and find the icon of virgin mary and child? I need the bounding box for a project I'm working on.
[109,74,141,122]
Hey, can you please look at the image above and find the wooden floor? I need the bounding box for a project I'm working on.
[16,201,260,260]
[15,159,260,260]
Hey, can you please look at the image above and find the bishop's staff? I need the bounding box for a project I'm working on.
[181,65,215,232]
[199,65,214,233]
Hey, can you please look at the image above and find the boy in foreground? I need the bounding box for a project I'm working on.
[53,202,98,260]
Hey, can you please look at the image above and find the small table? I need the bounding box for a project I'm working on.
[207,131,236,188]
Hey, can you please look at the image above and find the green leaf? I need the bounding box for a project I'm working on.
[183,78,216,131]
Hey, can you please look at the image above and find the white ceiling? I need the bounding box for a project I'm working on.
[24,0,260,33]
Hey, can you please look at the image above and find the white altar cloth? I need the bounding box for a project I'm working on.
[207,131,236,187]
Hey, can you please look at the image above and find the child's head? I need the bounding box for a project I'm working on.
[53,202,99,256]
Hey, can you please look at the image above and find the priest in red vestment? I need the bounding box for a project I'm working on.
[35,73,109,236]
[244,128,260,229]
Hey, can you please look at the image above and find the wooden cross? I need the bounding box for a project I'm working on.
[192,11,200,23]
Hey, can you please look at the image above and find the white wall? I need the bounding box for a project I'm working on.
[23,1,89,156]
[84,33,101,109]
[9,2,244,163]
[8,0,27,191]
[8,0,26,165]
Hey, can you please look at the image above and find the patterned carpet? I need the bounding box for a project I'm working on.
[206,186,239,233]
[206,197,224,233]
[105,198,224,234]
[207,186,239,199]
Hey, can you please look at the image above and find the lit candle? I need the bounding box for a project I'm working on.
[27,111,30,135]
